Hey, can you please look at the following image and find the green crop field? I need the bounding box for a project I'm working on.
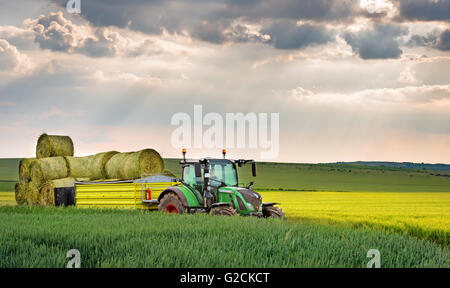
[0,206,448,268]
[1,158,449,268]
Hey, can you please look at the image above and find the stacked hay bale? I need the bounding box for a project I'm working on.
[36,134,74,159]
[16,134,75,206]
[105,149,164,179]
[16,133,166,206]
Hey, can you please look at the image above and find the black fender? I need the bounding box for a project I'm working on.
[158,187,189,207]
[262,202,279,207]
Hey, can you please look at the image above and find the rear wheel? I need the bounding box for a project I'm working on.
[210,206,237,216]
[263,205,285,219]
[158,193,184,214]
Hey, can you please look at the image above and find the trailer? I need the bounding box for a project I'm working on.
[74,174,180,210]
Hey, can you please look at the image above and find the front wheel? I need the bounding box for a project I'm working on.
[262,205,285,219]
[158,192,184,214]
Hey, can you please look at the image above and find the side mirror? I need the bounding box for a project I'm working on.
[194,163,202,178]
[252,162,257,177]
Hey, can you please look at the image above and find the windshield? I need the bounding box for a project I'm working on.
[182,160,238,188]
[209,161,238,187]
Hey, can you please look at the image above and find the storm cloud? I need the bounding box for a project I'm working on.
[49,0,359,45]
[397,0,450,22]
[344,23,408,59]
[27,11,158,57]
[261,21,334,49]
[437,30,450,51]
[407,29,450,51]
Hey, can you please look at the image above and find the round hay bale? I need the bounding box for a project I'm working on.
[30,156,69,186]
[25,182,40,206]
[105,152,133,179]
[40,178,75,206]
[89,151,119,179]
[105,149,164,179]
[65,156,93,178]
[19,158,35,182]
[15,182,26,205]
[36,133,74,159]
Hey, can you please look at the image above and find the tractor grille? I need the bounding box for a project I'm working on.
[237,188,262,211]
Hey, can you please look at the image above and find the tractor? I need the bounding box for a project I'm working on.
[157,149,284,218]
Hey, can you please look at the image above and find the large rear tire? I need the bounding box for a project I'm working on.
[158,192,184,214]
[210,206,237,216]
[263,205,285,219]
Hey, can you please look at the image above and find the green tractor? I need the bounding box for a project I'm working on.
[157,149,284,218]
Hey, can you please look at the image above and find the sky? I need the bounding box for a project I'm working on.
[0,0,449,163]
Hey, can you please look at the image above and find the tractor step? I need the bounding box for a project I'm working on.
[142,199,159,204]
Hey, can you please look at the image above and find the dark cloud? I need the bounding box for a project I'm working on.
[220,0,361,22]
[49,0,359,46]
[32,12,75,52]
[344,24,408,59]
[437,30,450,51]
[191,21,229,44]
[261,21,334,49]
[397,0,450,22]
[407,29,450,51]
[28,12,156,58]
[407,33,438,48]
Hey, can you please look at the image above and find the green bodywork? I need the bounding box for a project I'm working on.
[216,187,263,215]
[174,159,263,215]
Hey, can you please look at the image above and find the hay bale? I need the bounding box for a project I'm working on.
[30,156,69,186]
[105,149,164,179]
[15,182,26,205]
[65,156,93,178]
[65,151,118,180]
[25,182,40,206]
[36,133,74,159]
[40,178,75,206]
[89,151,119,179]
[19,158,35,182]
[105,152,133,179]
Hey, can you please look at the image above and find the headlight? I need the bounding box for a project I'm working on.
[247,203,254,211]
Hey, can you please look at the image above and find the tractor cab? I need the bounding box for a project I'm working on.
[182,158,237,191]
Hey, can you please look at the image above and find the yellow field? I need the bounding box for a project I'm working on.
[260,191,450,245]
[0,192,15,206]
[3,190,449,245]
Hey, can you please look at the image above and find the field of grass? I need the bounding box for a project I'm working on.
[0,206,448,268]
[260,191,450,246]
